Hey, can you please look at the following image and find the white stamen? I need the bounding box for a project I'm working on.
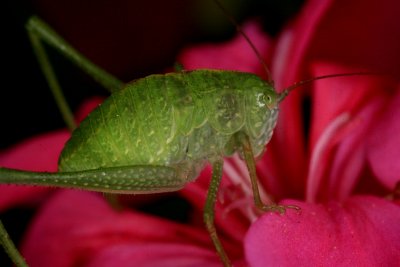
[306,113,351,203]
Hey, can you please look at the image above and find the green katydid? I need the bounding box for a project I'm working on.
[0,2,377,267]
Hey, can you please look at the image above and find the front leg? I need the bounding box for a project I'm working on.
[237,132,300,213]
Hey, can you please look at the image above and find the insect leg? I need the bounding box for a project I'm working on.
[0,165,187,194]
[0,166,187,265]
[204,159,231,267]
[26,16,124,131]
[238,132,300,213]
[0,220,28,267]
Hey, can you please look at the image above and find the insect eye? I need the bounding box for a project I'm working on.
[263,93,277,109]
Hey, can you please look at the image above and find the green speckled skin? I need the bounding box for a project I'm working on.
[59,69,279,180]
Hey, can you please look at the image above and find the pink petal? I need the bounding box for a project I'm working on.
[303,0,400,75]
[367,86,400,189]
[305,63,395,202]
[267,0,400,199]
[274,0,400,86]
[20,190,228,267]
[178,21,272,79]
[85,243,222,267]
[74,97,104,124]
[308,63,393,149]
[0,97,104,211]
[306,113,352,203]
[0,130,70,211]
[245,196,400,267]
[0,130,70,172]
[272,0,333,86]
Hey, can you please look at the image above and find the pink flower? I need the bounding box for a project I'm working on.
[1,0,400,266]
[181,0,400,265]
[19,190,223,267]
[240,0,400,265]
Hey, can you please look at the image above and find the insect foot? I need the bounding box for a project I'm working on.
[261,204,301,215]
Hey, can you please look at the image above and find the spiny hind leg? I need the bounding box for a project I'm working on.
[237,132,300,214]
[0,164,189,266]
[0,165,188,194]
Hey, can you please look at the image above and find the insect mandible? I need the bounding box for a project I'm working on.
[0,1,376,266]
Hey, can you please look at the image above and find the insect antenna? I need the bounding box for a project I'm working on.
[277,72,382,102]
[212,0,273,83]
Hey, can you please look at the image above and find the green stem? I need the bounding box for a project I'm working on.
[0,220,28,267]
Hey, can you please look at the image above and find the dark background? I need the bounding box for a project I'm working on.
[1,0,304,265]
[1,0,304,149]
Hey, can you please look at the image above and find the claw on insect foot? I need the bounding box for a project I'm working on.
[260,204,301,214]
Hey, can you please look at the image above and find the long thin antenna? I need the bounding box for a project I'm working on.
[213,0,273,83]
[278,72,382,102]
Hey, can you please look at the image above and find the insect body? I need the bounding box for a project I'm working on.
[59,70,278,180]
[0,15,283,265]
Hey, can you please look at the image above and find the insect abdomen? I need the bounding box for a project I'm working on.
[58,70,276,172]
[59,73,187,171]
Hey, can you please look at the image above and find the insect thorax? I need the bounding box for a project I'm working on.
[58,69,279,178]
